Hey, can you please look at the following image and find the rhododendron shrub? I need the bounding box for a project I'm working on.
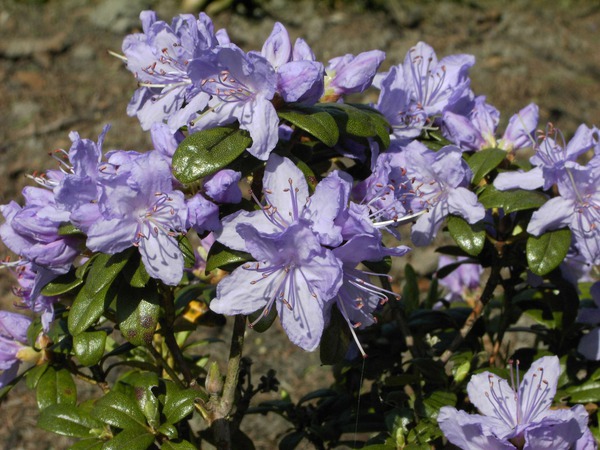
[0,10,598,450]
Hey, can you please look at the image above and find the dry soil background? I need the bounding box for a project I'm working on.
[1,0,600,448]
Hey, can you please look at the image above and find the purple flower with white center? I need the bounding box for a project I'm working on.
[122,11,217,131]
[401,141,484,246]
[438,356,592,450]
[331,233,409,356]
[211,155,350,351]
[0,187,80,274]
[527,163,600,265]
[375,42,475,140]
[436,255,483,304]
[190,45,279,160]
[0,311,32,388]
[577,282,600,360]
[260,22,324,105]
[442,97,538,152]
[86,151,188,285]
[495,124,600,191]
[322,50,385,101]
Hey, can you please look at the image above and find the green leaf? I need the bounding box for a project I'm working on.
[163,381,197,425]
[116,284,160,346]
[122,253,150,288]
[161,440,197,450]
[178,235,196,269]
[69,439,104,450]
[157,423,178,440]
[41,270,83,296]
[277,105,339,147]
[567,382,600,403]
[350,103,391,148]
[466,148,507,184]
[94,390,148,430]
[321,103,390,147]
[279,431,305,450]
[447,215,486,256]
[73,331,107,367]
[26,362,49,389]
[36,366,77,410]
[247,302,277,333]
[422,391,456,418]
[402,264,419,314]
[319,306,351,365]
[69,249,133,336]
[37,404,104,437]
[205,240,252,273]
[479,185,547,213]
[526,228,572,276]
[172,125,252,183]
[58,222,84,236]
[102,428,155,450]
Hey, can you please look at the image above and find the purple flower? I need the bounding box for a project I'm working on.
[86,151,188,285]
[438,356,591,450]
[211,155,350,351]
[495,124,600,191]
[322,50,385,101]
[331,233,409,356]
[122,11,217,131]
[204,169,242,204]
[0,311,32,388]
[442,97,538,152]
[402,141,484,246]
[190,45,279,160]
[0,187,80,274]
[260,22,324,105]
[375,42,474,140]
[436,255,483,304]
[527,163,600,265]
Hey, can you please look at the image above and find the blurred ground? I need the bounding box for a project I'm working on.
[1,0,600,448]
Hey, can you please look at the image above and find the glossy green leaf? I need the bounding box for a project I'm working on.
[447,215,486,256]
[479,185,547,213]
[73,331,107,367]
[277,105,339,147]
[526,228,572,276]
[205,240,251,273]
[466,147,507,184]
[116,284,160,346]
[423,391,456,418]
[26,363,49,389]
[69,439,104,450]
[94,390,148,430]
[102,428,155,450]
[178,235,196,269]
[567,382,600,403]
[319,306,351,365]
[247,302,277,333]
[120,372,160,430]
[157,423,178,440]
[36,366,77,410]
[37,404,104,437]
[350,103,391,148]
[161,440,197,450]
[69,249,133,336]
[163,381,197,425]
[172,125,252,183]
[121,253,150,288]
[41,270,83,296]
[58,222,84,236]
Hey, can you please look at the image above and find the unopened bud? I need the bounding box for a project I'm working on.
[205,362,223,395]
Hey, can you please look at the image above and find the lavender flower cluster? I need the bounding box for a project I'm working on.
[0,9,599,449]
